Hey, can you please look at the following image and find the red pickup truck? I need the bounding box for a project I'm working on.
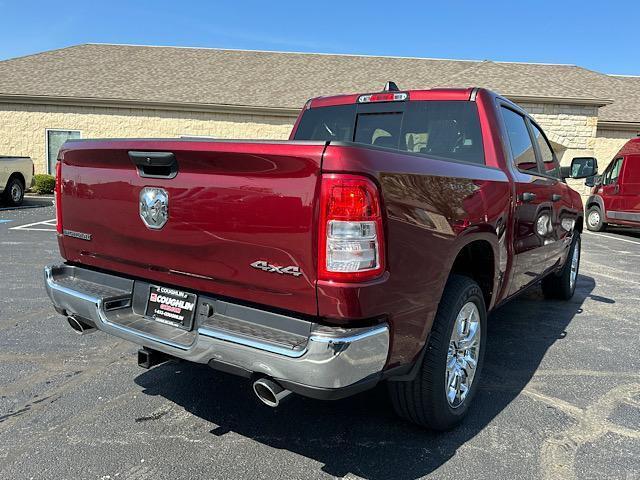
[44,86,595,430]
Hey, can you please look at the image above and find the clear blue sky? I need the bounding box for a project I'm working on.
[1,0,637,75]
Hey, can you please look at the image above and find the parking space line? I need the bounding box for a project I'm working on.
[9,218,57,232]
[584,231,640,246]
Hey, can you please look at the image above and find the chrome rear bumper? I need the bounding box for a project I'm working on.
[44,264,389,394]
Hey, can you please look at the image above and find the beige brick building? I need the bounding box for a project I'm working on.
[0,44,638,180]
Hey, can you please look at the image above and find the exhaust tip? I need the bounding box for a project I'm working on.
[252,378,291,408]
[66,316,96,335]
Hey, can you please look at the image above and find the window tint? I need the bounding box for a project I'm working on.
[294,105,355,142]
[604,158,623,185]
[531,123,559,177]
[294,101,485,164]
[501,107,538,173]
[354,112,403,148]
[400,101,484,164]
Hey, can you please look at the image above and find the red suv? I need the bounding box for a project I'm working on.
[586,136,640,231]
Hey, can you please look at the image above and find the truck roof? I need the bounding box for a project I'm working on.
[617,136,640,156]
[308,87,477,108]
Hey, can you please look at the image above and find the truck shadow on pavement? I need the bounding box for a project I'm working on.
[603,226,640,239]
[135,274,599,480]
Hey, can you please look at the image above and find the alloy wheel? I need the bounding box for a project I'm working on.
[569,239,580,291]
[445,301,481,408]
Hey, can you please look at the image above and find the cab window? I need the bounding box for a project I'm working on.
[531,123,559,178]
[603,158,623,185]
[294,101,485,165]
[501,107,538,173]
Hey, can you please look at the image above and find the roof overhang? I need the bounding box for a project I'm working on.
[0,92,616,115]
[507,94,613,107]
[0,94,301,117]
[597,120,640,131]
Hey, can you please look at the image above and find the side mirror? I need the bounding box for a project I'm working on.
[563,157,598,179]
[585,175,601,187]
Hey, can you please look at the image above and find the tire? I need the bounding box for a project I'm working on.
[3,176,25,207]
[586,205,606,232]
[388,275,487,430]
[542,233,581,300]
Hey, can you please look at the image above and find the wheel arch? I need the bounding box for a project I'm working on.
[586,194,604,213]
[446,232,500,310]
[7,171,26,188]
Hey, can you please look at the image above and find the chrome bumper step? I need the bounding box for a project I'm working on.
[44,264,390,391]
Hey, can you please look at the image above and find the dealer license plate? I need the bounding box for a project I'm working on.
[145,285,197,330]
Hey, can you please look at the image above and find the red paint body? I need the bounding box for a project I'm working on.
[57,88,584,371]
[587,137,640,227]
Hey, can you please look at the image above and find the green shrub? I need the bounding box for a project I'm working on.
[33,174,56,194]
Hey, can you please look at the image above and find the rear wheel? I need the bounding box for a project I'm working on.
[586,206,606,232]
[388,275,486,430]
[3,177,25,206]
[542,233,580,300]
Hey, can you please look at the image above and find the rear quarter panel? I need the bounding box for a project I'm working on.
[0,157,32,190]
[320,145,510,367]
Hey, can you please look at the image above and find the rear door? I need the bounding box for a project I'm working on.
[619,155,640,219]
[529,121,575,266]
[500,106,558,295]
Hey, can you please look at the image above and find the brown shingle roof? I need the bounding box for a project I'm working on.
[0,44,636,123]
[598,75,640,123]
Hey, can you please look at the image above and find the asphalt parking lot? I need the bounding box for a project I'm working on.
[0,200,638,480]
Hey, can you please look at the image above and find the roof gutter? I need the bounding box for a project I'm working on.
[0,94,301,117]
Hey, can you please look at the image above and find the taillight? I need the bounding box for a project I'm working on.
[55,160,63,234]
[319,174,385,282]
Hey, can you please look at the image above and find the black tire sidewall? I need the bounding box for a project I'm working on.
[427,277,487,426]
[586,206,604,232]
[566,234,580,297]
[5,178,24,206]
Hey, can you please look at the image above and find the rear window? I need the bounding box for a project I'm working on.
[294,101,485,165]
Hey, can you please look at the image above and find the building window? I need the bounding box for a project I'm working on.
[47,130,81,174]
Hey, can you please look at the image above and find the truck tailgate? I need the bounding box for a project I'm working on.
[58,139,325,316]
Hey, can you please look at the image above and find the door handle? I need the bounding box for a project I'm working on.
[520,192,536,203]
[552,194,562,202]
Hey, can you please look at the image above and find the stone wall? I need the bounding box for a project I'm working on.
[0,103,297,174]
[594,128,638,170]
[517,103,605,199]
[519,102,599,164]
[4,100,637,184]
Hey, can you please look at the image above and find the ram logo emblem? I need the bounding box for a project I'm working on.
[250,260,303,277]
[139,187,169,229]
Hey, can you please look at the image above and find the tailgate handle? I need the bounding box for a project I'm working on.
[129,151,178,179]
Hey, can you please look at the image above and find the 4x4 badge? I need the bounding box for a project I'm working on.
[250,260,302,277]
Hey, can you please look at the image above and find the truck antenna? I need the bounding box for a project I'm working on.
[383,81,399,92]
